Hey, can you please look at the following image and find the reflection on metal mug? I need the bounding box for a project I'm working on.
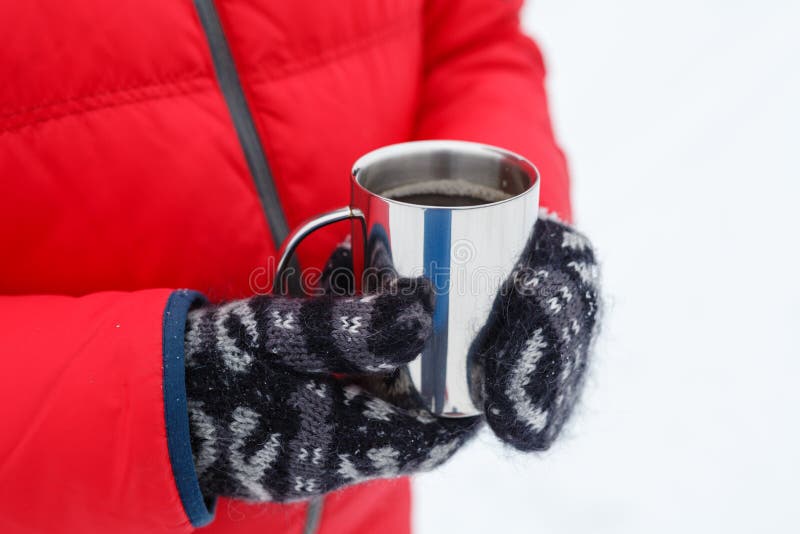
[275,140,540,417]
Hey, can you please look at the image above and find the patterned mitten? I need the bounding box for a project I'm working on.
[184,278,480,503]
[473,210,602,451]
[185,210,601,503]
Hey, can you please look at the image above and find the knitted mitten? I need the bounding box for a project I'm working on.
[185,210,601,502]
[184,278,480,503]
[473,210,601,451]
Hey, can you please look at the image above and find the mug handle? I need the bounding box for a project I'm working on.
[274,206,365,294]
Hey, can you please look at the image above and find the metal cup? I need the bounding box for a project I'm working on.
[276,140,540,417]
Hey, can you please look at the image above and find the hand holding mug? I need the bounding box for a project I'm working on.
[183,142,601,503]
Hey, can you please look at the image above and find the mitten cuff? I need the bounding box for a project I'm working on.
[162,289,216,527]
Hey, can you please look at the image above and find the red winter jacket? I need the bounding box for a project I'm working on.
[0,1,571,532]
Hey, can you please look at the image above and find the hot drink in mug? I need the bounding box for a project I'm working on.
[276,140,540,417]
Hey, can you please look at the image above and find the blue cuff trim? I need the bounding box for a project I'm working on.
[163,289,215,528]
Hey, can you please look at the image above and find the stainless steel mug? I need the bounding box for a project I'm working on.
[275,140,540,417]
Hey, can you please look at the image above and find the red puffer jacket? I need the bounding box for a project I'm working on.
[0,1,570,532]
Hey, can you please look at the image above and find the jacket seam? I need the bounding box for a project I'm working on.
[0,73,205,119]
[0,76,213,135]
[246,11,421,85]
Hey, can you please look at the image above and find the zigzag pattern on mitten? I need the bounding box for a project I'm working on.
[186,354,478,502]
[185,281,480,502]
[186,281,433,375]
[479,211,602,451]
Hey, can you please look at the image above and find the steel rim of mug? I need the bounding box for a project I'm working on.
[350,139,540,210]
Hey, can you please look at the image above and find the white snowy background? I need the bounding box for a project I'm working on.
[414,1,800,533]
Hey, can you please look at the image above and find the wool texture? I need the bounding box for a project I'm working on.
[475,210,602,451]
[185,210,601,502]
[184,279,479,503]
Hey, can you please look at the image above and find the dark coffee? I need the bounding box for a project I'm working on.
[381,178,511,207]
[391,193,489,207]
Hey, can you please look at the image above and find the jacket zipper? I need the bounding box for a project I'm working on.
[193,0,320,529]
[194,0,301,295]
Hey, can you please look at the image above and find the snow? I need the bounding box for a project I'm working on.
[413,1,800,532]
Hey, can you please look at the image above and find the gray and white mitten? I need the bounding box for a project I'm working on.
[185,212,601,502]
[184,278,479,503]
[475,211,602,451]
